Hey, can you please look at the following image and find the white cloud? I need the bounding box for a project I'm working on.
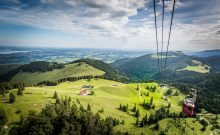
[0,0,220,50]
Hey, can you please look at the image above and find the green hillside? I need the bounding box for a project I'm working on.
[1,79,219,134]
[201,56,220,71]
[0,59,128,84]
[72,58,129,82]
[112,51,211,80]
[0,64,22,75]
[12,63,105,85]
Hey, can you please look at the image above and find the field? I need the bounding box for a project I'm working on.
[177,60,211,73]
[12,63,105,85]
[150,54,177,59]
[1,79,219,134]
[178,65,209,73]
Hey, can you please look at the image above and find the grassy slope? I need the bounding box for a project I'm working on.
[158,118,213,135]
[113,52,194,80]
[179,65,209,73]
[178,60,211,73]
[1,79,218,134]
[12,63,105,85]
[150,54,177,59]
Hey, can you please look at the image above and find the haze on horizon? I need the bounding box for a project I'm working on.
[0,0,220,51]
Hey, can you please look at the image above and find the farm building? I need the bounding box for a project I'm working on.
[79,89,90,96]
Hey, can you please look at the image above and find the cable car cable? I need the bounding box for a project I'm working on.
[161,0,165,71]
[164,0,176,70]
[153,0,160,72]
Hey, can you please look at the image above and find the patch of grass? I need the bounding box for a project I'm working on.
[178,65,209,73]
[192,60,203,66]
[150,54,177,59]
[157,118,215,135]
[12,63,105,85]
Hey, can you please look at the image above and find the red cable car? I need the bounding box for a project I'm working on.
[182,89,197,116]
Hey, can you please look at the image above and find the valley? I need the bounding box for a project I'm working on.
[1,0,220,134]
[0,51,220,135]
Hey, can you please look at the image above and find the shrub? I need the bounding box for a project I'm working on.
[15,110,22,114]
[90,91,95,95]
[200,119,208,128]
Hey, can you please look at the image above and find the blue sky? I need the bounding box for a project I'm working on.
[0,0,220,51]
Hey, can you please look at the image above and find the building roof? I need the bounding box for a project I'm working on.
[184,98,195,108]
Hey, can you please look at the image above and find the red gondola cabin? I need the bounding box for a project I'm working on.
[183,98,195,116]
[182,90,197,116]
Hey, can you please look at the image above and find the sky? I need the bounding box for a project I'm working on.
[0,0,220,51]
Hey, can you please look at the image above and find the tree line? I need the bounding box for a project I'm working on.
[71,59,130,83]
[0,82,28,96]
[22,61,64,73]
[137,107,188,127]
[37,75,103,86]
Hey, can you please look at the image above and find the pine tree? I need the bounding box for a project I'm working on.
[143,99,146,105]
[87,104,91,111]
[154,122,159,130]
[125,104,128,112]
[53,91,58,99]
[91,91,95,95]
[0,84,6,96]
[136,85,139,90]
[132,103,137,112]
[119,104,122,110]
[68,97,71,105]
[121,119,125,125]
[80,105,84,111]
[135,118,139,126]
[20,86,25,91]
[215,115,218,120]
[146,92,149,96]
[6,82,12,90]
[151,104,155,109]
[174,91,179,96]
[17,87,23,96]
[140,114,148,127]
[56,98,60,104]
[150,97,153,105]
[135,109,140,118]
[9,93,16,103]
[167,102,171,108]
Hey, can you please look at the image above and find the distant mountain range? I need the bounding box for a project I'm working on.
[0,46,149,64]
[111,51,218,81]
[188,49,220,57]
[200,56,220,70]
[188,49,220,70]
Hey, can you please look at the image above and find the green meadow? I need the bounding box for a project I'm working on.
[12,63,105,85]
[1,78,218,134]
[179,65,209,73]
